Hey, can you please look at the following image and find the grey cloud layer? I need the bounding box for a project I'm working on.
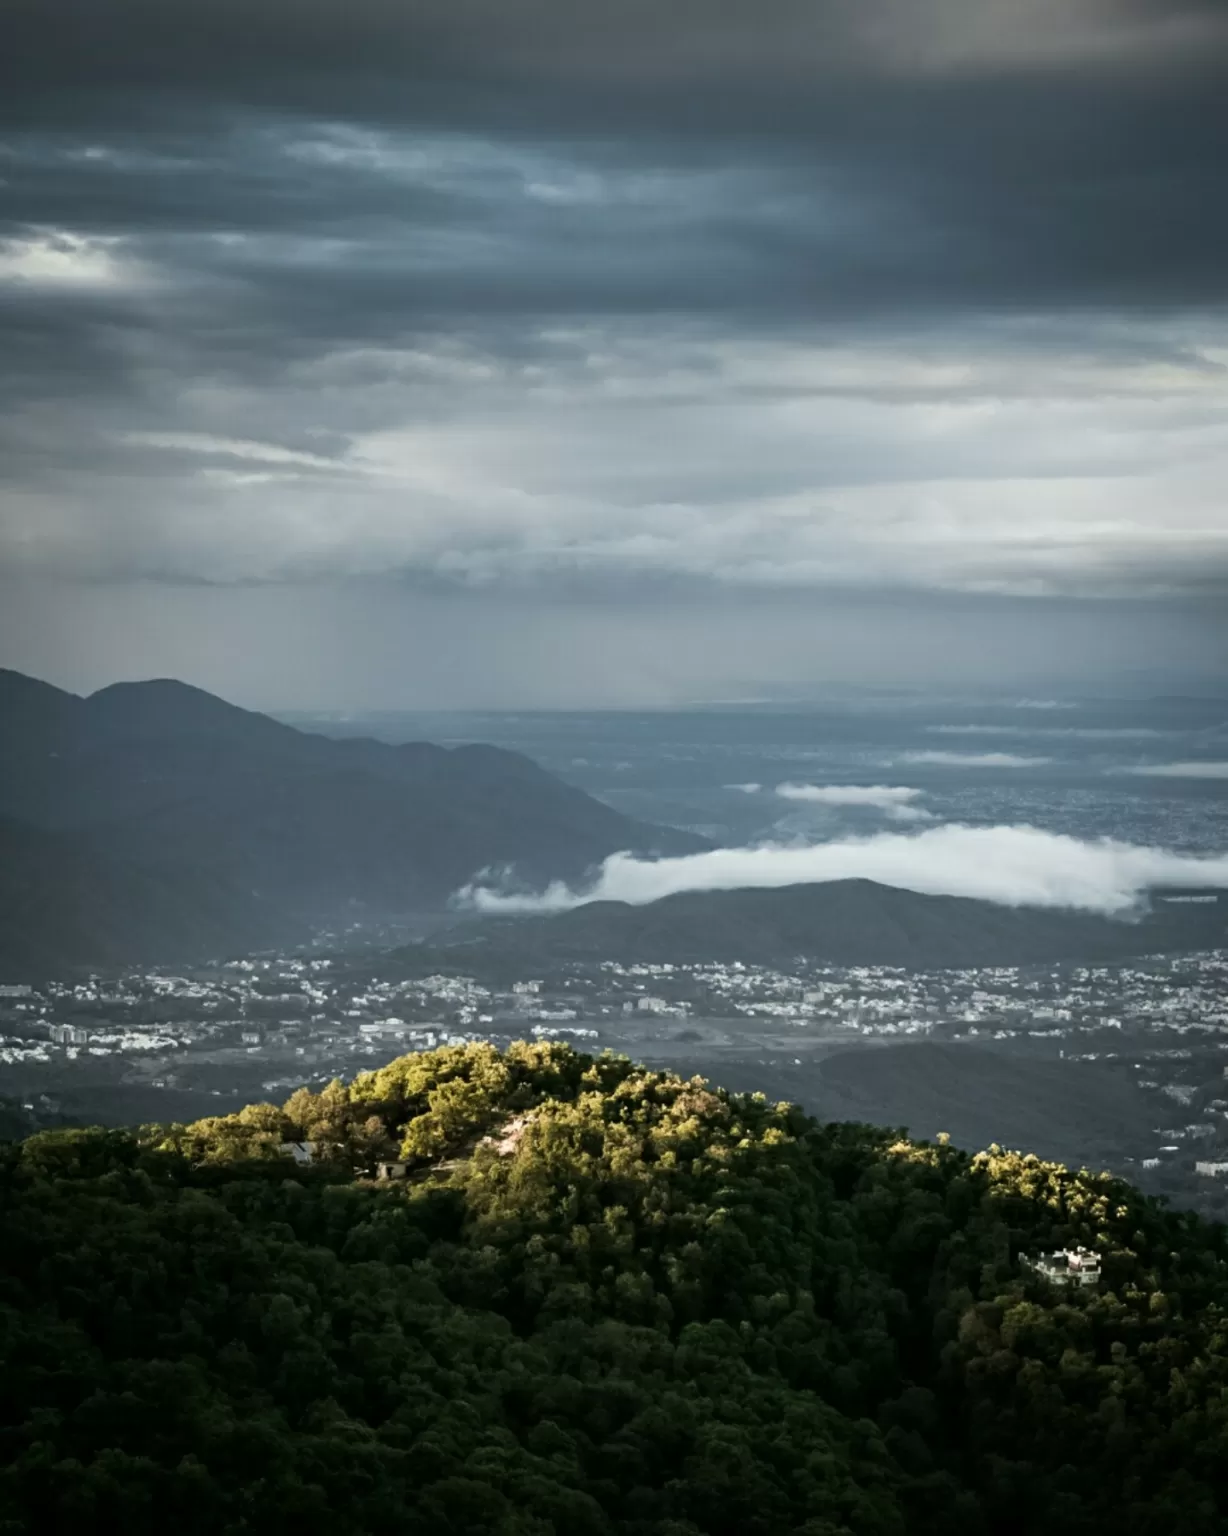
[1,0,1227,610]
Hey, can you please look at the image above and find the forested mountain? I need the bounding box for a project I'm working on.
[4,1041,1228,1535]
[423,879,1228,973]
[0,670,703,972]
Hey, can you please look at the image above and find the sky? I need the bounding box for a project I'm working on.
[2,0,1227,708]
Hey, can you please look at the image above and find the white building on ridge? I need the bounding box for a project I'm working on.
[1022,1246,1102,1289]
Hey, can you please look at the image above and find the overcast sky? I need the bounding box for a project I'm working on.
[2,0,1226,707]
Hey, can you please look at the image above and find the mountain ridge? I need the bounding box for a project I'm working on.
[422,875,1228,972]
[0,669,705,973]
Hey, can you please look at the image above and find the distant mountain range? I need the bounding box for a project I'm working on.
[412,878,1228,974]
[3,668,1223,978]
[0,669,703,974]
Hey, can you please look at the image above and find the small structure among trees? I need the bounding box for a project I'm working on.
[478,1112,535,1157]
[1022,1245,1101,1289]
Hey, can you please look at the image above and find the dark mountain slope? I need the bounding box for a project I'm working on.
[0,669,704,967]
[0,816,300,977]
[438,878,1227,971]
[0,668,81,736]
[81,676,299,744]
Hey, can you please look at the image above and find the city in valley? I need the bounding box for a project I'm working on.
[4,943,1228,1218]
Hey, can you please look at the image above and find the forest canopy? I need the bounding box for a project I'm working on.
[4,1040,1228,1536]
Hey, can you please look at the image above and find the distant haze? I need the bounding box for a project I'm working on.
[1121,762,1228,780]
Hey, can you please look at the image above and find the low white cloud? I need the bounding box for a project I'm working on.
[1119,761,1228,780]
[125,433,351,473]
[775,782,931,820]
[927,724,1169,739]
[904,750,1053,767]
[726,781,762,794]
[457,823,1228,916]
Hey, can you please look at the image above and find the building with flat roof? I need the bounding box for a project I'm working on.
[375,1160,410,1180]
[1022,1246,1101,1289]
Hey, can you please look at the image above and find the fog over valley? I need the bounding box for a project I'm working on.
[460,824,1228,916]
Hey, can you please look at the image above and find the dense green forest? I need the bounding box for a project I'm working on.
[4,1043,1228,1535]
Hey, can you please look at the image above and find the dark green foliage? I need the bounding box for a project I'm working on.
[3,1041,1228,1535]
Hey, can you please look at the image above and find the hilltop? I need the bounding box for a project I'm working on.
[4,1041,1228,1535]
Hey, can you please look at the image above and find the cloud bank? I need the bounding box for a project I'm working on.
[904,751,1053,767]
[457,824,1228,916]
[775,782,931,820]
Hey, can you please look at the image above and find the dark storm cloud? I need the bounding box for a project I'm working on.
[5,0,1227,121]
[1,0,1227,653]
[3,0,1227,320]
